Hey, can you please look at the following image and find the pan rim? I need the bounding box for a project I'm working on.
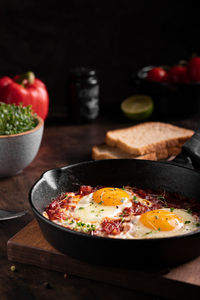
[29,159,200,242]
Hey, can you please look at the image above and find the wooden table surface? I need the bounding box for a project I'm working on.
[0,115,199,300]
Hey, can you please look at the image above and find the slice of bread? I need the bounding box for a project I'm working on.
[92,144,156,160]
[92,144,182,161]
[105,122,194,156]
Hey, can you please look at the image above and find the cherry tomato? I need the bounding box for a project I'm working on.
[188,57,200,82]
[147,67,168,82]
[168,65,189,84]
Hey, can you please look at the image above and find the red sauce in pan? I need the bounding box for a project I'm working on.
[45,185,200,238]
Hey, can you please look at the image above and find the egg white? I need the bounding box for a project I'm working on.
[73,192,132,224]
[124,208,199,239]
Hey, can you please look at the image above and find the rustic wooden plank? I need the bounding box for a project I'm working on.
[7,220,200,299]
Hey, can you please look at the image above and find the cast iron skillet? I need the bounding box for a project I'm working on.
[29,130,200,268]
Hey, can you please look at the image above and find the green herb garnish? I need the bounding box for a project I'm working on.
[157,195,165,200]
[157,195,168,207]
[87,224,96,232]
[145,231,152,235]
[133,195,139,203]
[187,208,193,214]
[76,221,85,227]
[74,221,96,233]
[78,207,84,210]
[185,221,191,224]
[196,223,200,227]
[0,102,38,135]
[170,207,175,212]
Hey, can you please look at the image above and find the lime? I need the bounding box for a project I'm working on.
[121,95,153,120]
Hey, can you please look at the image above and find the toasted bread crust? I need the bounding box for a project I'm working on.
[92,144,182,161]
[92,144,157,160]
[105,122,194,155]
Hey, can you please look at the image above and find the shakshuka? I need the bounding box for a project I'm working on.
[43,186,200,239]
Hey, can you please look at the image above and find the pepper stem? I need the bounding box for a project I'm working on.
[16,71,35,86]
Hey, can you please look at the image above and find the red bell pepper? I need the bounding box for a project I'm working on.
[0,71,49,120]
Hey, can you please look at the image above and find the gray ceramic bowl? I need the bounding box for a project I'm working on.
[0,116,44,177]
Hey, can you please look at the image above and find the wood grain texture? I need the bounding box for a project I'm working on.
[7,220,200,299]
[1,118,199,299]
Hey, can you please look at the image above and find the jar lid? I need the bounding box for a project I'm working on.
[69,67,96,80]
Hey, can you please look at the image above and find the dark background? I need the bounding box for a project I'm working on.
[0,0,199,118]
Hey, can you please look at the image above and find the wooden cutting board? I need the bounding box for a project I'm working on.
[7,220,200,299]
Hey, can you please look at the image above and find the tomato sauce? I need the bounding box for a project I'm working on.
[45,185,200,236]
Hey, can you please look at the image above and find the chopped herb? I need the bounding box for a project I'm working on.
[87,224,96,232]
[185,221,191,224]
[196,223,200,227]
[133,195,139,203]
[78,207,84,210]
[157,195,168,207]
[158,228,161,231]
[157,195,165,200]
[170,207,175,212]
[98,201,103,205]
[122,186,125,190]
[100,209,104,212]
[74,221,96,233]
[187,208,192,214]
[77,221,85,227]
[145,231,152,235]
[70,220,75,224]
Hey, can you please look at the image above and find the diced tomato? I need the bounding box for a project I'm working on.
[79,185,94,196]
[122,202,149,217]
[101,219,123,235]
[46,200,64,220]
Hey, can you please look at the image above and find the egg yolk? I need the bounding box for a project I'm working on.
[140,209,183,231]
[93,188,130,206]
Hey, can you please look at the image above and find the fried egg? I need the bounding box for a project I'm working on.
[44,186,200,239]
[74,187,132,223]
[129,208,199,238]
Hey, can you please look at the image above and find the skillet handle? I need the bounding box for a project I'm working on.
[172,130,200,170]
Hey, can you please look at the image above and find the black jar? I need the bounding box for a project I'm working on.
[67,67,99,123]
